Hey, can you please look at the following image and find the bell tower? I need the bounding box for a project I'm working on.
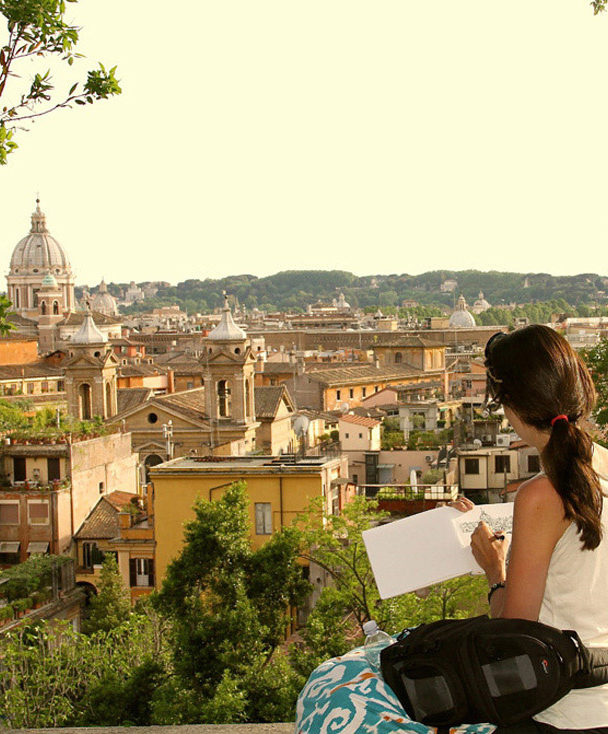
[63,310,119,420]
[203,293,258,453]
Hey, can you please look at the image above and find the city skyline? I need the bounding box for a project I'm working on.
[1,0,607,285]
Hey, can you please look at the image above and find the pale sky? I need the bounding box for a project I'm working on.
[1,0,607,287]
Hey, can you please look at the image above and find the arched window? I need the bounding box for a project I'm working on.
[217,380,231,417]
[105,382,113,418]
[144,454,164,483]
[40,301,46,315]
[15,289,19,308]
[53,301,59,315]
[395,352,403,364]
[245,379,251,418]
[79,383,92,420]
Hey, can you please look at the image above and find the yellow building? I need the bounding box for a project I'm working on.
[150,453,348,588]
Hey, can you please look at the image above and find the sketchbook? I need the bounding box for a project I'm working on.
[362,503,514,599]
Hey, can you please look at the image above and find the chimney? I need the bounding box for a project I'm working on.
[118,511,132,530]
[167,368,175,394]
[374,358,380,369]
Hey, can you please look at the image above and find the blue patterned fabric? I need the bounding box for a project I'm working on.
[295,644,497,734]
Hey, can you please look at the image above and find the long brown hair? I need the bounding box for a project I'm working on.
[485,325,602,550]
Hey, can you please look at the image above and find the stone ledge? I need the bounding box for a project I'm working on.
[7,726,295,734]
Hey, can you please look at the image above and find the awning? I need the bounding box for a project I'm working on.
[26,541,49,554]
[0,541,20,553]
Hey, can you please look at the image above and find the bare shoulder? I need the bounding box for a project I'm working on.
[515,474,564,520]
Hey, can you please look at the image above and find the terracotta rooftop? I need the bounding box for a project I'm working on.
[305,364,431,387]
[0,362,63,379]
[74,491,138,540]
[117,387,154,413]
[254,385,293,419]
[118,363,167,377]
[154,387,208,424]
[339,413,381,428]
[373,336,446,348]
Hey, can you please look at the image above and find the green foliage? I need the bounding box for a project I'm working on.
[288,586,351,679]
[115,270,608,316]
[0,612,165,728]
[581,338,608,441]
[422,469,443,484]
[82,554,131,635]
[156,481,310,712]
[0,554,69,602]
[0,0,121,162]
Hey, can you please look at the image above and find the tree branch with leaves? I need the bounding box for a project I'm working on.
[0,0,121,163]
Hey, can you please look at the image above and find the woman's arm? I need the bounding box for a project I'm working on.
[471,475,568,620]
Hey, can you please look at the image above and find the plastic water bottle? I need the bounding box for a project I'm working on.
[363,620,392,672]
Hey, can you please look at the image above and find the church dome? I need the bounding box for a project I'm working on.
[90,279,119,317]
[449,295,476,328]
[9,200,72,276]
[472,291,491,314]
[72,310,107,344]
[208,293,247,341]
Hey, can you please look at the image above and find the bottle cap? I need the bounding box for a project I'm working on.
[363,620,378,636]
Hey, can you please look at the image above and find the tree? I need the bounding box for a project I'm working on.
[580,338,608,444]
[82,554,131,635]
[0,0,121,163]
[155,481,309,722]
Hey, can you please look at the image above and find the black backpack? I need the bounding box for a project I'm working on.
[380,615,608,728]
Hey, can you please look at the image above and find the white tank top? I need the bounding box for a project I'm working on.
[534,444,608,729]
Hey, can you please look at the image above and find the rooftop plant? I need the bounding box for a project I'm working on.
[0,555,71,603]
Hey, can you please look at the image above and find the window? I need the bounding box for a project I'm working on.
[349,388,354,399]
[0,502,19,524]
[13,456,26,482]
[147,412,158,424]
[99,482,104,494]
[255,503,272,535]
[217,380,231,417]
[374,386,379,393]
[186,381,194,390]
[353,473,358,484]
[82,542,105,569]
[129,558,155,587]
[47,457,60,482]
[41,381,49,393]
[528,455,541,473]
[345,432,349,439]
[336,390,341,400]
[28,501,49,525]
[362,387,366,398]
[27,382,34,394]
[395,352,403,364]
[57,380,64,392]
[464,458,480,475]
[359,433,363,439]
[495,455,511,474]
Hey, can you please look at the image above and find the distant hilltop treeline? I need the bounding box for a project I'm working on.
[80,269,608,315]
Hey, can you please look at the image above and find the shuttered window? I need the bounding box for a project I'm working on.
[0,502,19,524]
[255,503,272,535]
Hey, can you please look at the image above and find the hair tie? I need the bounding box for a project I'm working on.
[550,414,569,427]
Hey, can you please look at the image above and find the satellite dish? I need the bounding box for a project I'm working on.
[340,403,351,414]
[293,415,310,437]
[473,438,482,449]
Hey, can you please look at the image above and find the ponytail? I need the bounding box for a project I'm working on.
[541,420,602,550]
[485,325,603,551]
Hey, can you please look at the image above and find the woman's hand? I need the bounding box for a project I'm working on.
[437,495,476,512]
[471,521,509,585]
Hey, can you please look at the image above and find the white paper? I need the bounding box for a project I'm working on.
[362,503,513,599]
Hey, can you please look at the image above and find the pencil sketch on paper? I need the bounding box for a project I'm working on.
[453,508,513,547]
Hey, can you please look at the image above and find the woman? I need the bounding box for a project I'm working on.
[460,325,608,733]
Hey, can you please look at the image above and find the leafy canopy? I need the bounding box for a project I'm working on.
[0,0,121,163]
